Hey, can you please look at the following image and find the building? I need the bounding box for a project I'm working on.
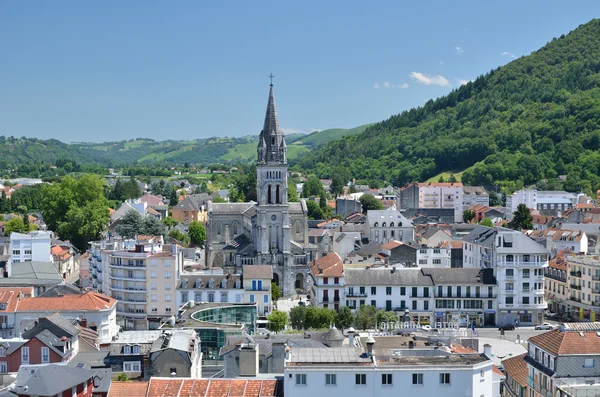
[335,196,362,217]
[399,182,464,222]
[463,226,548,326]
[205,83,311,296]
[8,232,51,277]
[562,254,600,321]
[171,193,210,224]
[366,210,414,244]
[284,339,496,397]
[502,353,529,397]
[506,189,577,220]
[526,228,588,255]
[51,243,77,280]
[0,287,33,338]
[0,261,63,295]
[89,238,184,330]
[505,188,537,220]
[544,252,568,315]
[242,265,272,316]
[309,252,344,310]
[462,186,490,210]
[176,274,243,308]
[149,329,202,379]
[14,291,118,345]
[108,330,161,379]
[417,227,452,248]
[10,363,103,397]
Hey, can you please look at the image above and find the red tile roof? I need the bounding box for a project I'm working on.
[108,381,149,397]
[310,252,343,278]
[529,329,600,355]
[492,365,504,376]
[18,291,116,312]
[51,246,71,261]
[146,378,281,397]
[381,240,403,250]
[502,353,528,387]
[0,287,33,312]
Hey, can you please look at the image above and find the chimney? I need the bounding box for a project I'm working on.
[238,341,259,377]
[366,336,375,357]
[347,327,355,347]
[271,342,286,373]
[408,340,414,349]
[483,344,492,358]
[80,318,88,328]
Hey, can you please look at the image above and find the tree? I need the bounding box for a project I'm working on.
[376,310,398,330]
[290,306,307,329]
[169,187,179,206]
[330,166,350,197]
[509,204,533,230]
[489,191,502,207]
[22,213,30,231]
[115,209,144,239]
[115,373,131,382]
[267,310,288,332]
[41,175,109,250]
[448,173,458,183]
[336,306,355,329]
[188,221,206,247]
[168,229,190,246]
[4,216,26,236]
[318,191,330,219]
[143,216,167,236]
[355,304,377,330]
[271,282,281,302]
[287,180,299,202]
[306,200,324,220]
[480,218,494,227]
[302,175,323,198]
[162,216,179,228]
[463,209,476,223]
[359,194,383,213]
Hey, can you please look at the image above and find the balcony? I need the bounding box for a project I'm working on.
[346,292,367,298]
[109,261,146,269]
[504,289,516,295]
[411,295,431,299]
[570,271,582,278]
[110,286,147,293]
[498,261,547,268]
[109,275,147,282]
[593,288,600,294]
[119,299,147,304]
[570,284,582,290]
[116,310,147,318]
[0,323,14,329]
[498,302,546,310]
[593,275,600,281]
[569,296,581,303]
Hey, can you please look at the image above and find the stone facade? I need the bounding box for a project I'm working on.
[206,84,312,296]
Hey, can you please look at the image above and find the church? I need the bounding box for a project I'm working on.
[205,82,313,296]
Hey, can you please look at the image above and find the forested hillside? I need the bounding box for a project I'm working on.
[294,19,600,194]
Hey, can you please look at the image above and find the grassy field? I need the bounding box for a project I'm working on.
[220,142,257,162]
[425,170,465,183]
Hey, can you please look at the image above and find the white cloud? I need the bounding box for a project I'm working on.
[373,81,409,89]
[455,46,464,54]
[456,79,470,86]
[440,61,444,65]
[501,51,516,58]
[409,72,451,87]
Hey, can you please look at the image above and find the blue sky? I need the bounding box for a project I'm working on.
[1,1,599,142]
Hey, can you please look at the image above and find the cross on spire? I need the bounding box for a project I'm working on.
[269,73,274,86]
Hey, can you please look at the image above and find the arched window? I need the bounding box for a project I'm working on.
[374,222,378,227]
[271,137,275,145]
[390,222,395,227]
[399,222,402,227]
[276,185,281,204]
[216,222,222,235]
[382,222,387,227]
[268,185,272,204]
[295,221,301,234]
[232,222,238,235]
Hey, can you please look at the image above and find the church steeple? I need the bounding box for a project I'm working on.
[258,79,287,165]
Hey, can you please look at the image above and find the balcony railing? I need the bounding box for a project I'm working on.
[346,293,367,298]
[569,296,581,302]
[570,284,582,290]
[570,271,582,277]
[498,261,547,267]
[593,275,600,281]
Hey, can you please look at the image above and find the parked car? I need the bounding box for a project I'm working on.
[535,323,555,330]
[420,325,432,332]
[499,324,516,331]
[544,311,558,319]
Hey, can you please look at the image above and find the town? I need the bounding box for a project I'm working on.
[2,4,600,397]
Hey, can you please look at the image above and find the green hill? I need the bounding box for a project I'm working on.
[294,19,600,195]
[293,124,373,147]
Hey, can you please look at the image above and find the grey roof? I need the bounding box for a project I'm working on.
[14,364,97,396]
[150,329,195,353]
[289,201,307,214]
[38,283,83,297]
[178,274,241,290]
[344,268,433,286]
[173,193,211,211]
[420,227,446,240]
[0,339,26,355]
[421,268,493,285]
[220,333,329,357]
[289,347,370,364]
[355,242,383,256]
[367,210,413,228]
[91,368,111,393]
[68,351,110,368]
[0,261,62,286]
[242,265,273,280]
[463,226,496,247]
[210,202,255,214]
[22,313,80,339]
[463,226,549,254]
[109,330,161,356]
[463,186,488,195]
[224,234,252,252]
[34,329,71,358]
[323,327,344,342]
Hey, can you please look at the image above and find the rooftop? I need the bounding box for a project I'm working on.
[144,378,282,397]
[529,323,600,355]
[502,354,528,387]
[242,265,273,280]
[344,267,433,286]
[310,252,343,278]
[18,291,116,312]
[0,261,62,286]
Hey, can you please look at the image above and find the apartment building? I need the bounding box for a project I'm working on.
[176,273,243,308]
[526,228,588,255]
[284,340,496,397]
[463,227,548,326]
[242,265,273,316]
[309,252,344,310]
[399,182,464,222]
[506,189,576,220]
[0,287,33,338]
[544,252,568,314]
[503,323,600,397]
[462,186,490,210]
[89,237,183,331]
[8,231,51,277]
[366,210,414,244]
[563,254,600,321]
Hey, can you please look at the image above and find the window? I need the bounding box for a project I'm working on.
[165,294,171,302]
[584,358,595,368]
[151,294,157,302]
[264,295,269,303]
[0,347,5,357]
[21,346,29,363]
[296,374,307,385]
[133,345,140,354]
[400,287,406,295]
[24,250,31,255]
[386,287,392,295]
[412,373,423,385]
[325,374,336,385]
[523,297,529,305]
[151,272,157,278]
[12,250,19,256]
[506,269,514,277]
[412,287,418,297]
[0,363,6,373]
[165,271,171,278]
[41,347,49,363]
[170,368,177,375]
[382,373,392,385]
[334,277,339,284]
[355,373,366,385]
[505,297,513,304]
[371,287,377,295]
[124,345,131,354]
[250,294,255,303]
[424,301,429,310]
[440,373,451,385]
[412,301,417,310]
[324,277,329,285]
[123,361,141,372]
[151,283,157,290]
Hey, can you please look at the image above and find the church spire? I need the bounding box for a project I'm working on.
[258,77,286,164]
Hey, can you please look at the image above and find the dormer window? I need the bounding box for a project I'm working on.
[235,279,241,289]
[221,279,227,288]
[208,279,214,288]
[374,222,378,227]
[195,279,202,288]
[382,222,386,227]
[0,303,6,310]
[123,345,131,354]
[133,345,140,354]
[182,279,188,288]
[0,346,5,357]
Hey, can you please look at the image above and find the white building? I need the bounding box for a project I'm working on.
[526,228,588,255]
[176,274,243,308]
[462,186,490,210]
[417,245,452,268]
[242,265,273,316]
[506,189,578,220]
[367,210,414,244]
[8,231,52,277]
[463,226,548,326]
[309,252,344,311]
[284,341,496,397]
[505,188,537,220]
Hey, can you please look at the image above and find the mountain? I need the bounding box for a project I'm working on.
[294,19,600,194]
[292,124,373,147]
